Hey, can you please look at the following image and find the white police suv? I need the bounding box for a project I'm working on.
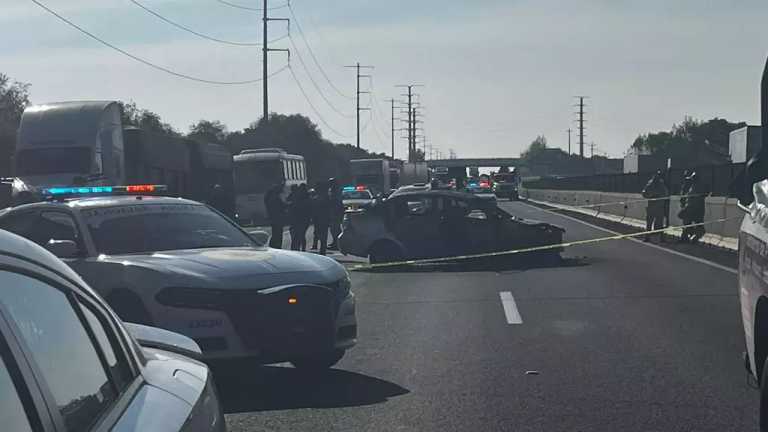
[0,185,357,370]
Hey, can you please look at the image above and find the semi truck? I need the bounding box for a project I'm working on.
[10,100,234,216]
[399,162,429,186]
[350,159,391,195]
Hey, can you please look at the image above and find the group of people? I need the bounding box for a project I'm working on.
[641,170,707,243]
[264,178,345,255]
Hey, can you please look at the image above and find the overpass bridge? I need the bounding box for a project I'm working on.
[426,158,523,168]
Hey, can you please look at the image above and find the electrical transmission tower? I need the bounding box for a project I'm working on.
[262,0,289,121]
[574,96,589,158]
[396,84,424,161]
[345,63,374,148]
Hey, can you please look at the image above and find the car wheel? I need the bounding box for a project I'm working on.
[369,242,404,264]
[290,349,345,371]
[107,290,153,325]
[761,356,768,432]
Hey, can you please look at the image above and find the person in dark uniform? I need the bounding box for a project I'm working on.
[642,170,669,242]
[328,178,344,250]
[678,170,694,243]
[311,181,331,255]
[264,183,287,249]
[289,184,312,251]
[207,184,233,219]
[679,173,707,244]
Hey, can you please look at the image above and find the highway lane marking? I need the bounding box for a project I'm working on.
[499,291,523,324]
[520,202,738,275]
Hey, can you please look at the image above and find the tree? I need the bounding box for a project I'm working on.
[521,135,549,160]
[119,101,180,138]
[188,120,228,145]
[632,117,746,165]
[0,73,30,175]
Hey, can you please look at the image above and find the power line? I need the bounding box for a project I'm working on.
[129,0,283,46]
[29,0,283,85]
[287,2,353,100]
[214,0,289,11]
[288,65,350,138]
[287,36,353,118]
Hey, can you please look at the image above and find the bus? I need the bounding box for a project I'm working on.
[233,148,306,225]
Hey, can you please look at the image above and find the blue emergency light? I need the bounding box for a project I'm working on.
[42,184,167,197]
[343,186,356,192]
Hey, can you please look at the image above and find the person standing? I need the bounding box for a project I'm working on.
[264,183,287,249]
[680,173,707,244]
[328,178,344,250]
[642,170,669,242]
[678,170,695,243]
[311,181,331,255]
[289,184,312,251]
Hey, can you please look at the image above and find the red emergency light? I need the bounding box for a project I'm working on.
[356,185,366,191]
[126,184,156,193]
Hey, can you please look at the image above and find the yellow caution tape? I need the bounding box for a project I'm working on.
[349,216,741,271]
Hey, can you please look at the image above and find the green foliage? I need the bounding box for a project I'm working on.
[632,117,746,163]
[0,73,30,175]
[119,101,180,139]
[188,120,228,145]
[521,135,549,160]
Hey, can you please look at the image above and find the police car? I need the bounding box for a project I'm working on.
[342,185,375,211]
[0,185,357,370]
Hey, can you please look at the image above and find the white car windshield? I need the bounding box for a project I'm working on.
[82,203,253,254]
[342,190,373,200]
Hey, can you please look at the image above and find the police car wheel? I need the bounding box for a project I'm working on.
[290,349,345,370]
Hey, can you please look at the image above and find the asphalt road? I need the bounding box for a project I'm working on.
[223,200,758,432]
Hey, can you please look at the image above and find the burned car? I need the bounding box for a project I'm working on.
[339,190,565,263]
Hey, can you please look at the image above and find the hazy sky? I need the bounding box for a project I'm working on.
[3,0,768,159]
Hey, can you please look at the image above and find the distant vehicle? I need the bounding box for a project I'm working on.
[13,101,235,215]
[399,162,429,186]
[492,170,521,200]
[342,185,375,211]
[465,180,497,203]
[389,167,400,189]
[339,190,564,263]
[350,159,390,195]
[0,186,357,371]
[233,148,306,225]
[0,227,224,431]
[389,183,431,198]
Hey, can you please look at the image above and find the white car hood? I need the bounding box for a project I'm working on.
[102,247,343,289]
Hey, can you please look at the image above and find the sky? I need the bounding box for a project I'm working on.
[2,0,768,159]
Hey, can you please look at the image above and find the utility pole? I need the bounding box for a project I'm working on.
[396,84,423,161]
[590,141,596,158]
[567,128,572,155]
[262,0,290,121]
[345,63,374,148]
[574,96,589,158]
[386,98,397,158]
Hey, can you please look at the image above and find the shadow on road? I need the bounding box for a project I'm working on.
[356,255,590,274]
[214,365,410,414]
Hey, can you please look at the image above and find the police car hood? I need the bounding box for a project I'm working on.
[107,247,342,289]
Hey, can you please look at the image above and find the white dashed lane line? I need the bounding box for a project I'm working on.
[500,291,523,324]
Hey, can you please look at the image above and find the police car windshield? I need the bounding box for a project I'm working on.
[342,190,373,200]
[82,203,253,255]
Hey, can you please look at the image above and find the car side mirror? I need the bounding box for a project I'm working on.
[248,230,270,247]
[45,239,79,258]
[124,323,202,360]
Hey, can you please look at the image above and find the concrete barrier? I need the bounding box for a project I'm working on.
[521,188,743,248]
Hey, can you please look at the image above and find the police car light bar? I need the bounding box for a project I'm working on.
[42,184,167,197]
